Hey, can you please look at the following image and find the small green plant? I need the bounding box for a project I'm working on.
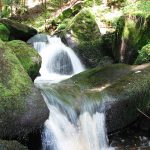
[135,44,150,64]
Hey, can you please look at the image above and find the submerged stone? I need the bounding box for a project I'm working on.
[51,50,73,75]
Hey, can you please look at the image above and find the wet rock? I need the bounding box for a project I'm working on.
[46,63,150,133]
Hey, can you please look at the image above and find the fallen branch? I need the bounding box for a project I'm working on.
[137,108,150,120]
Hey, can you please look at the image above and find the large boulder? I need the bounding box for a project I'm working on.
[62,8,111,67]
[45,63,150,133]
[0,140,28,150]
[7,40,41,80]
[0,19,37,41]
[0,40,49,138]
[61,8,114,67]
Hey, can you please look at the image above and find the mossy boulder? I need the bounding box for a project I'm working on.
[45,63,150,132]
[0,40,49,138]
[0,19,37,41]
[61,8,114,67]
[114,14,150,64]
[0,23,10,41]
[0,140,28,150]
[67,8,100,42]
[134,44,150,65]
[7,40,41,80]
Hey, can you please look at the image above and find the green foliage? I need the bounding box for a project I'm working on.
[134,44,150,65]
[84,0,102,7]
[124,0,150,17]
[49,0,69,10]
[114,13,150,63]
[0,23,10,41]
[62,8,72,18]
[1,6,11,18]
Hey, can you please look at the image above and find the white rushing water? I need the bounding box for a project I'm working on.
[41,93,113,150]
[28,35,84,83]
[28,34,113,150]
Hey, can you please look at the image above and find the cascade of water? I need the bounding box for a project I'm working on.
[42,92,113,150]
[28,34,113,150]
[28,35,84,83]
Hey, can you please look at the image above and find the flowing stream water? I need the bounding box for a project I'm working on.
[28,35,113,150]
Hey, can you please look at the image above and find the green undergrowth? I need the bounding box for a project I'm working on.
[123,0,150,17]
[135,44,150,65]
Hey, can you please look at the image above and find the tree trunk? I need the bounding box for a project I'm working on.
[0,0,2,18]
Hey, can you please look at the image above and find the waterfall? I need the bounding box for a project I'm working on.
[41,92,113,150]
[28,34,113,150]
[28,34,84,83]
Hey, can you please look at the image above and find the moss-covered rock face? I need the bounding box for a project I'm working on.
[134,44,150,65]
[7,40,41,80]
[46,63,150,132]
[0,23,10,41]
[0,40,49,138]
[0,140,28,150]
[61,8,114,67]
[0,19,37,41]
[114,14,150,64]
[68,8,100,41]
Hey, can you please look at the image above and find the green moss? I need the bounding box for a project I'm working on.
[47,63,150,114]
[0,19,37,41]
[0,23,10,41]
[62,8,112,67]
[0,39,32,123]
[114,14,150,63]
[70,64,131,87]
[0,140,28,150]
[134,44,150,64]
[105,64,150,112]
[62,8,73,18]
[67,8,100,41]
[7,40,41,80]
